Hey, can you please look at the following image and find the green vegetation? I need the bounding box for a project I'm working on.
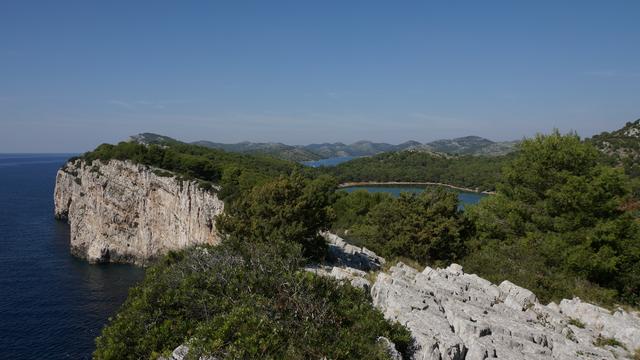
[593,335,626,349]
[567,318,585,328]
[94,242,414,360]
[194,140,324,162]
[91,126,640,358]
[320,151,513,192]
[331,190,393,231]
[463,131,640,305]
[590,119,640,177]
[81,140,299,200]
[332,189,467,266]
[330,131,640,306]
[216,173,338,261]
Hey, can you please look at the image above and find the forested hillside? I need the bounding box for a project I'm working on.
[319,151,514,192]
[590,119,640,178]
[79,140,300,201]
[331,131,640,306]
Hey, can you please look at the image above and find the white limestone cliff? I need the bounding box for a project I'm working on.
[54,159,224,265]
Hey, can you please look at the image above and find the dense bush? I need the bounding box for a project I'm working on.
[331,190,393,231]
[333,189,468,266]
[82,141,299,200]
[93,242,414,360]
[216,173,338,261]
[319,151,513,191]
[463,131,640,305]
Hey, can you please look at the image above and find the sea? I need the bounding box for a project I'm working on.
[341,185,486,208]
[0,154,144,359]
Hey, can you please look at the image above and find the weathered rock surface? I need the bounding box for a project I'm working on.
[54,159,224,264]
[371,262,640,360]
[324,231,385,271]
[306,232,385,290]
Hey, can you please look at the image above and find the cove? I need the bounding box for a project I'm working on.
[340,184,487,209]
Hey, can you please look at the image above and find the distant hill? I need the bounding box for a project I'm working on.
[590,119,640,158]
[192,136,518,161]
[128,133,518,161]
[423,136,519,156]
[589,119,640,177]
[192,140,323,162]
[129,133,180,145]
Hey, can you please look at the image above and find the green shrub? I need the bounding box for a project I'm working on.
[464,131,640,305]
[216,173,338,261]
[336,189,467,266]
[94,242,414,360]
[567,318,585,329]
[593,335,625,349]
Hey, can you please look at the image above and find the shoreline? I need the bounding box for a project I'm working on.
[338,181,497,195]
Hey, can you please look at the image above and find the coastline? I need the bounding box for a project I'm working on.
[338,181,497,195]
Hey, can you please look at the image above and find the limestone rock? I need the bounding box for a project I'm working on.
[559,298,640,354]
[54,159,224,265]
[323,231,385,271]
[371,262,640,359]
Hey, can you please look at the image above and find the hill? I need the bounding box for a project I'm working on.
[319,150,513,192]
[425,136,519,156]
[590,119,640,177]
[193,140,322,162]
[191,136,518,161]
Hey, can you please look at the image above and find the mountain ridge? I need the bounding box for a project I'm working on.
[130,132,519,161]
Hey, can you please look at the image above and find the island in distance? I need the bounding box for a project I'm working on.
[131,133,520,162]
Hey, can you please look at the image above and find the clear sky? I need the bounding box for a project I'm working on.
[1,1,639,152]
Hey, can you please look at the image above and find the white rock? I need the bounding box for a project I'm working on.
[371,262,639,359]
[498,280,538,311]
[322,232,385,271]
[559,298,640,353]
[54,159,224,265]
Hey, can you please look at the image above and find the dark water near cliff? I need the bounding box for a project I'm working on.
[0,154,144,359]
[341,185,486,208]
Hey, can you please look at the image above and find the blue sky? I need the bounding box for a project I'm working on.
[1,1,639,152]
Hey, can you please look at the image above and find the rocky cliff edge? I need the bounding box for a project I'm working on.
[54,159,224,265]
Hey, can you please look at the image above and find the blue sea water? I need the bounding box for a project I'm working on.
[0,154,144,359]
[341,185,486,208]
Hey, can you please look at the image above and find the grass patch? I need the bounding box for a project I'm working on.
[594,335,626,349]
[567,317,585,329]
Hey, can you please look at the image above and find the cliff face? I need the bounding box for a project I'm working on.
[54,159,224,265]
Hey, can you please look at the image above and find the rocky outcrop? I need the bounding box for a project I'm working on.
[310,235,640,359]
[54,159,224,264]
[371,263,640,360]
[306,232,385,290]
[159,233,639,359]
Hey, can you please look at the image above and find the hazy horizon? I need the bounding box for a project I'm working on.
[2,1,639,152]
